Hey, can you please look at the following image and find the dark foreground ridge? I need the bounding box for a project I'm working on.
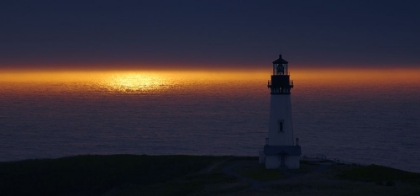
[1,155,419,196]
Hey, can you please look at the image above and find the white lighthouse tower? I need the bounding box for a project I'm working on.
[260,54,301,169]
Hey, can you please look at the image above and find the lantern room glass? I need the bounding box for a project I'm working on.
[273,63,288,75]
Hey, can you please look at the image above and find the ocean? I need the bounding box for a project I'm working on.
[0,70,419,172]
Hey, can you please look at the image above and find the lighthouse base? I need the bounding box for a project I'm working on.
[263,145,301,169]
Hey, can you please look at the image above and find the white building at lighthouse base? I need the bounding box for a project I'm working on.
[260,144,301,169]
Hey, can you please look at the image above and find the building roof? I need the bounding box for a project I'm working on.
[272,54,288,64]
[264,145,301,156]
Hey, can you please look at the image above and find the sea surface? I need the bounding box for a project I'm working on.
[0,70,419,172]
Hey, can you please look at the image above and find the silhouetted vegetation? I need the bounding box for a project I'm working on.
[0,155,225,196]
[1,155,420,196]
[338,164,420,185]
[234,165,286,181]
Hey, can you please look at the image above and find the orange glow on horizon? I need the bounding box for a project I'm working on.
[1,68,419,95]
[291,68,420,81]
[1,68,419,85]
[0,70,269,82]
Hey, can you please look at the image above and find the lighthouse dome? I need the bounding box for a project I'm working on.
[272,54,288,64]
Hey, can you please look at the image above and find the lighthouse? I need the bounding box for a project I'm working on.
[259,54,301,169]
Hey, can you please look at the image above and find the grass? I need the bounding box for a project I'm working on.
[267,164,420,196]
[234,164,287,181]
[338,164,420,185]
[118,172,246,196]
[2,155,420,196]
[0,154,226,196]
[287,162,319,174]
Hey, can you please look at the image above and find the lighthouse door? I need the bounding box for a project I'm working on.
[280,154,286,168]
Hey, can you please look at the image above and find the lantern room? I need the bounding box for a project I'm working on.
[272,54,289,75]
[268,54,293,94]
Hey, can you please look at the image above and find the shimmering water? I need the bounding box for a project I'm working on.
[0,70,419,172]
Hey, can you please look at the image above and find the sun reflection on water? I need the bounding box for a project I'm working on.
[102,73,169,92]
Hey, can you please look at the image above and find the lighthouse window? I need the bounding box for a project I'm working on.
[277,65,284,75]
[278,120,284,132]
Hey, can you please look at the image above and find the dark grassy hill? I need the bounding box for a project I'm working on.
[0,155,226,196]
[1,155,419,196]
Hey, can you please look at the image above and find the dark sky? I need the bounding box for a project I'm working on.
[1,0,420,70]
